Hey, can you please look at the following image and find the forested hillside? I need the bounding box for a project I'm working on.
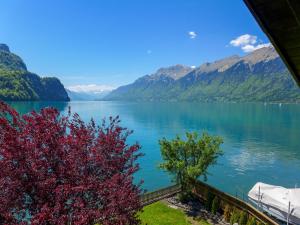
[0,44,69,101]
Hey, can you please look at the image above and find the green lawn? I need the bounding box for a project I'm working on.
[139,201,191,225]
[95,201,211,225]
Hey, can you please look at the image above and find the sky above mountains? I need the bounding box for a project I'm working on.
[0,0,271,92]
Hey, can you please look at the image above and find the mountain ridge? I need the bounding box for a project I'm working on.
[66,89,112,101]
[105,47,300,103]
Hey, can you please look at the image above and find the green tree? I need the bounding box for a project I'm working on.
[159,132,223,193]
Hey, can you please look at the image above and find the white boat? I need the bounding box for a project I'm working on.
[248,182,300,225]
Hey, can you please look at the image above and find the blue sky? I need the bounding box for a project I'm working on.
[0,0,271,90]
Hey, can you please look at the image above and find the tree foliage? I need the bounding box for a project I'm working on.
[0,101,142,225]
[0,48,27,71]
[159,132,223,192]
[0,69,69,101]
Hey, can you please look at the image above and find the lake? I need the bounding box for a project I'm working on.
[7,101,300,197]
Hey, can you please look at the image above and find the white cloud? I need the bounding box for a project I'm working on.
[188,31,197,39]
[229,34,272,52]
[67,84,115,94]
[190,65,196,69]
[230,34,257,47]
[241,43,272,53]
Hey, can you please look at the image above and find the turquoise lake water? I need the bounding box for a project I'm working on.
[7,101,300,197]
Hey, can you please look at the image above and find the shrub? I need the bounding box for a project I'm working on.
[223,204,232,222]
[246,217,257,225]
[0,102,143,225]
[239,211,248,225]
[230,209,240,225]
[211,196,220,214]
[205,191,215,211]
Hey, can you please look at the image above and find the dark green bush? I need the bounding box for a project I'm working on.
[211,196,220,214]
[239,211,248,225]
[205,191,215,211]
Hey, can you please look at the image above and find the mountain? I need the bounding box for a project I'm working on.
[105,47,300,103]
[66,89,112,101]
[0,44,27,71]
[0,44,69,101]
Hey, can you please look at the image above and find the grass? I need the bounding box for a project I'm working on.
[138,201,212,225]
[139,201,191,225]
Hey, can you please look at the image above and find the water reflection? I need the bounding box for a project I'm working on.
[7,101,68,115]
[106,102,300,159]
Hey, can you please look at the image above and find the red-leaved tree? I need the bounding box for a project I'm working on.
[0,101,143,225]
